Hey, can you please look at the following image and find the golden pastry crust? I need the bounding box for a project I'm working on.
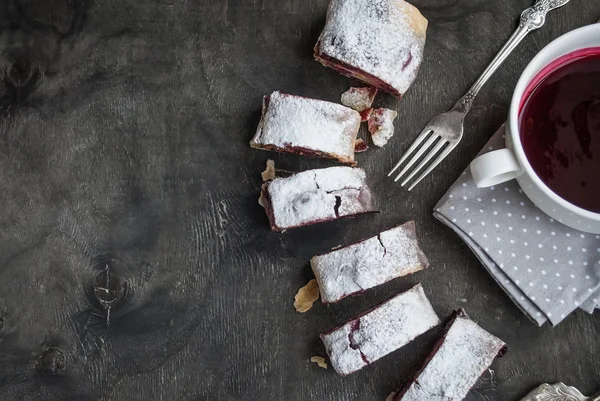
[310,356,328,369]
[261,159,276,182]
[294,279,320,313]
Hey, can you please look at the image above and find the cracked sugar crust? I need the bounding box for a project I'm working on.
[368,108,398,147]
[315,0,428,96]
[250,91,361,165]
[311,221,428,303]
[396,310,506,401]
[341,87,378,111]
[263,166,377,231]
[320,283,440,375]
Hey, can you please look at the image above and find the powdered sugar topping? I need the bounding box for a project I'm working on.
[311,221,428,303]
[398,314,506,401]
[266,166,376,230]
[317,0,428,96]
[321,283,440,375]
[251,91,361,163]
[368,108,398,147]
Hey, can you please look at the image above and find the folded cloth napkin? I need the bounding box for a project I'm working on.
[434,125,600,326]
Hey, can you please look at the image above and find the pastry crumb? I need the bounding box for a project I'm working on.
[354,138,368,153]
[310,356,328,369]
[341,87,377,111]
[368,108,398,148]
[385,391,397,401]
[261,159,276,182]
[294,279,320,313]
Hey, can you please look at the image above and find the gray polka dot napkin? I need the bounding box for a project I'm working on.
[434,125,600,326]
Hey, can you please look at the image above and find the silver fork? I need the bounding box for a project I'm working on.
[388,0,571,191]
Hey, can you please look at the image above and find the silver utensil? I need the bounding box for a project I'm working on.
[520,382,600,401]
[388,0,571,190]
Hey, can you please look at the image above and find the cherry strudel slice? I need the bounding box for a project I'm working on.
[311,221,428,303]
[250,91,361,165]
[320,283,440,375]
[393,309,507,401]
[260,166,377,232]
[314,0,428,97]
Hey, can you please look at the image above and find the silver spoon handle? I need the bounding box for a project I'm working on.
[452,0,571,113]
[520,382,600,401]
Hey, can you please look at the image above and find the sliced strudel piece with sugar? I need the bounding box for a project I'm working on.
[250,91,361,165]
[321,283,440,375]
[315,0,428,97]
[311,221,428,303]
[260,166,377,232]
[393,309,507,401]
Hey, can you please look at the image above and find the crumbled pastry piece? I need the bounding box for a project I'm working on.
[354,138,368,153]
[310,356,328,369]
[392,309,507,401]
[341,87,378,111]
[261,159,276,182]
[314,0,428,97]
[368,108,398,147]
[320,283,440,375]
[359,108,373,122]
[385,392,397,401]
[261,166,377,232]
[294,279,320,313]
[311,221,428,303]
[250,91,361,165]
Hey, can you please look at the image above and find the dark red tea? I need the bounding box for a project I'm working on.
[520,48,600,213]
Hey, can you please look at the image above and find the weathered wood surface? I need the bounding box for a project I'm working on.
[0,0,598,400]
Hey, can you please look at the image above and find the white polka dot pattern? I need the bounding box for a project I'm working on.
[434,125,600,327]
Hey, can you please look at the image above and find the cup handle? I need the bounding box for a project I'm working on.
[470,148,523,188]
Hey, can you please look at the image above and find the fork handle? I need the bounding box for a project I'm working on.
[452,0,571,114]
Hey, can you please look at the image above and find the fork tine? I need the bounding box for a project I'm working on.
[400,140,448,186]
[406,143,457,191]
[392,134,438,182]
[387,128,433,177]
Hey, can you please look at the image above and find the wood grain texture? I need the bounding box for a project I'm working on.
[0,0,598,400]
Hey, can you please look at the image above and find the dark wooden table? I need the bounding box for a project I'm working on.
[0,0,599,400]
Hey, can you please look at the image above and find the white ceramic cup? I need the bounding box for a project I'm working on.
[470,24,600,234]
